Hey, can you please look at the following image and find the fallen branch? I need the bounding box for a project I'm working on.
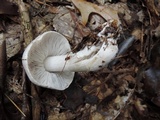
[16,0,33,47]
[16,0,41,119]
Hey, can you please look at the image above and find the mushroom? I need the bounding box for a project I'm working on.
[22,30,118,90]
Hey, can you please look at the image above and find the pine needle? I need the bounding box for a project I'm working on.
[4,93,26,117]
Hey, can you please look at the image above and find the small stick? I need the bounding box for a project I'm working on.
[0,33,6,91]
[31,84,41,120]
[0,33,7,119]
[16,0,33,47]
[21,69,31,120]
[16,1,41,119]
[4,94,26,117]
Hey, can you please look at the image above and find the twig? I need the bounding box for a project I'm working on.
[4,94,26,117]
[0,33,7,119]
[31,85,41,120]
[21,69,31,120]
[16,0,33,47]
[112,85,135,120]
[0,33,6,92]
[16,1,42,119]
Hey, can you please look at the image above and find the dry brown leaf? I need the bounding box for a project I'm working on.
[0,0,18,15]
[154,24,160,37]
[48,110,75,120]
[90,112,105,120]
[83,79,113,100]
[132,28,143,40]
[71,0,121,26]
[48,6,59,13]
[145,0,159,17]
[134,98,147,115]
[124,75,135,82]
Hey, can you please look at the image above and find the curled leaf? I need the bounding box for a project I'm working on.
[71,0,121,26]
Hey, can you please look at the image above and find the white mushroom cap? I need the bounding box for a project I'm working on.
[22,31,75,90]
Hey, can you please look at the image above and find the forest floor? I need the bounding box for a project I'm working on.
[0,0,160,120]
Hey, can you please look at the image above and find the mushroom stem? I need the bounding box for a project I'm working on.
[44,40,118,72]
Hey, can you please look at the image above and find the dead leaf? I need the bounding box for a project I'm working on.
[48,110,75,120]
[154,25,160,37]
[144,0,159,27]
[134,98,147,116]
[63,82,86,110]
[90,112,105,120]
[48,6,59,13]
[0,0,18,15]
[83,79,114,101]
[124,75,135,82]
[5,24,22,59]
[145,0,159,17]
[53,7,88,43]
[0,0,19,31]
[71,0,121,26]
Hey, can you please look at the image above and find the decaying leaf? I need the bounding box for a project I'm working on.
[0,0,18,15]
[63,82,86,110]
[71,0,121,26]
[145,0,159,17]
[48,110,76,120]
[16,0,33,47]
[0,0,19,31]
[5,24,22,59]
[83,79,114,101]
[153,25,160,37]
[134,98,147,116]
[90,112,105,120]
[143,0,159,27]
[4,0,160,119]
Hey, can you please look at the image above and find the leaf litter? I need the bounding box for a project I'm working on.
[1,0,160,120]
